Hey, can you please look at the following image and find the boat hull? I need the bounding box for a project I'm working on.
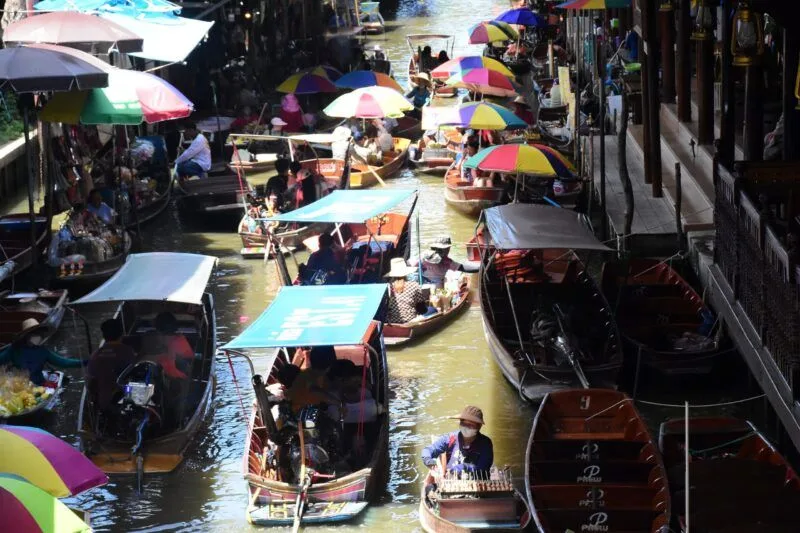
[50,232,133,289]
[0,214,50,278]
[349,138,410,188]
[176,174,253,217]
[124,183,172,230]
[385,280,471,346]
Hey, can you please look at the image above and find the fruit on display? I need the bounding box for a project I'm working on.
[0,367,53,417]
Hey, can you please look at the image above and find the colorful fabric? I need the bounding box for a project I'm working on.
[438,102,526,130]
[431,55,514,80]
[0,475,92,532]
[324,86,414,119]
[335,71,402,92]
[277,73,337,95]
[556,0,631,8]
[445,68,519,98]
[467,20,518,44]
[464,144,576,177]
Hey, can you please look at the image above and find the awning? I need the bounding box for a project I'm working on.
[483,204,611,251]
[266,189,417,224]
[221,284,388,350]
[99,14,213,63]
[71,252,217,305]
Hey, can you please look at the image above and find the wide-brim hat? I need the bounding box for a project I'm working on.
[384,257,416,278]
[13,317,48,345]
[430,236,452,250]
[411,72,431,87]
[513,95,530,108]
[449,405,485,426]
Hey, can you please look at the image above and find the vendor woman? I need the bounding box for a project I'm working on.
[410,236,464,286]
[86,189,116,226]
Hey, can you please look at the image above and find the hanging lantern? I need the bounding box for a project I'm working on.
[659,0,674,12]
[731,1,765,67]
[691,1,714,41]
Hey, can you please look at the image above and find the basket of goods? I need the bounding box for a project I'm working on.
[0,366,56,418]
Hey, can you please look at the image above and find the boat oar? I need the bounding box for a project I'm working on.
[350,145,387,187]
[292,420,308,533]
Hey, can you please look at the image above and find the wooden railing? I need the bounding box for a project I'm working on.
[714,162,800,399]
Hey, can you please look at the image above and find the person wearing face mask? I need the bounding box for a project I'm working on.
[0,319,84,385]
[421,405,493,476]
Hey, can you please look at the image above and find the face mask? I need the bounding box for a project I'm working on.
[28,336,43,346]
[460,425,478,439]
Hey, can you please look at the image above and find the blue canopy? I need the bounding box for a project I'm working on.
[222,284,388,350]
[266,189,417,224]
[34,0,181,17]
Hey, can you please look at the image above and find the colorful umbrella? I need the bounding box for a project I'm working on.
[0,45,108,93]
[41,68,193,125]
[467,20,519,44]
[438,102,526,130]
[495,8,546,28]
[464,144,576,177]
[0,426,108,498]
[301,65,343,81]
[0,475,91,533]
[445,68,519,98]
[335,71,403,92]
[277,71,337,94]
[556,0,631,8]
[323,86,413,119]
[431,56,514,80]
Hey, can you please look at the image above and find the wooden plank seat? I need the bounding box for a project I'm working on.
[530,460,658,485]
[617,283,689,298]
[531,440,651,462]
[617,297,704,317]
[668,459,787,490]
[673,486,800,515]
[537,508,661,533]
[531,484,666,511]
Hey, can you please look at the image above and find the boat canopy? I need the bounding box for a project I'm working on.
[407,34,453,42]
[265,189,417,224]
[222,284,388,350]
[482,204,611,251]
[227,133,337,144]
[71,252,218,306]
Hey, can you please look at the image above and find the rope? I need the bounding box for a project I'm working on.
[689,432,757,455]
[635,394,765,409]
[226,353,250,423]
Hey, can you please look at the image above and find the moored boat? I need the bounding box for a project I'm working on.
[659,417,800,533]
[0,214,49,278]
[444,168,505,217]
[360,2,385,34]
[349,137,411,188]
[601,258,724,377]
[124,181,172,230]
[477,204,622,401]
[221,284,390,527]
[175,173,253,218]
[0,289,68,348]
[73,253,218,482]
[49,230,133,288]
[407,34,456,93]
[526,389,671,533]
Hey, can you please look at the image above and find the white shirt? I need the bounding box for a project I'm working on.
[175,133,212,171]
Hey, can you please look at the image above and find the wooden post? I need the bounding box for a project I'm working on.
[644,0,663,197]
[676,0,692,121]
[675,162,683,250]
[782,30,799,161]
[696,37,715,144]
[640,44,653,184]
[660,8,676,103]
[718,0,735,167]
[743,65,765,160]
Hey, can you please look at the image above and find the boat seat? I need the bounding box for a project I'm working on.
[530,460,657,485]
[669,459,787,491]
[617,284,690,299]
[532,484,665,511]
[532,439,648,462]
[334,345,371,367]
[537,508,660,532]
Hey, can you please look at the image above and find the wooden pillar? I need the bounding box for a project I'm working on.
[640,40,653,185]
[718,0,736,168]
[696,37,715,144]
[660,8,676,103]
[644,0,663,196]
[783,30,800,161]
[743,66,764,160]
[676,0,692,121]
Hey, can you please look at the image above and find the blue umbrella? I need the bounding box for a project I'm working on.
[495,8,546,28]
[34,0,181,17]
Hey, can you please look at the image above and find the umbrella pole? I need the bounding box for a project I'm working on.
[22,102,36,266]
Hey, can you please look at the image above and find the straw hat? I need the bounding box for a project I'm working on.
[384,257,416,278]
[513,95,530,108]
[20,318,41,334]
[411,72,431,87]
[449,405,485,426]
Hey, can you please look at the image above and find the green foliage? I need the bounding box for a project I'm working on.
[0,91,24,145]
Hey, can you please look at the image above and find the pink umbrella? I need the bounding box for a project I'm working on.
[445,68,520,98]
[4,12,143,54]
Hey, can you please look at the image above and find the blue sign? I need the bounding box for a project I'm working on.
[266,189,417,224]
[222,284,388,350]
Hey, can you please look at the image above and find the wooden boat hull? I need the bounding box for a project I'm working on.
[385,280,471,346]
[601,259,723,377]
[444,170,505,217]
[479,255,623,402]
[526,389,671,533]
[176,174,253,216]
[125,183,172,230]
[0,289,68,347]
[50,232,133,288]
[419,472,532,532]
[238,217,329,258]
[0,214,49,278]
[349,138,410,188]
[78,295,217,474]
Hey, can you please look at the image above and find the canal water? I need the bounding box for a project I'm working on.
[37,0,760,530]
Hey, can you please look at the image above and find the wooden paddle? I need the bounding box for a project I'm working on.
[349,141,387,187]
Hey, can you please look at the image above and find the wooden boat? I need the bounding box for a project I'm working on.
[228,154,279,174]
[444,168,505,217]
[0,214,49,278]
[75,253,217,479]
[526,389,671,533]
[0,370,65,421]
[50,231,133,288]
[226,285,389,526]
[601,259,724,377]
[659,417,800,533]
[384,273,471,346]
[419,469,532,532]
[124,180,172,230]
[349,137,411,188]
[407,33,456,95]
[360,3,385,34]
[0,289,68,347]
[395,116,423,141]
[409,130,461,175]
[175,173,253,217]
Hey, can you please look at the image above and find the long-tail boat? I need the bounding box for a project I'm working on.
[477,204,622,401]
[444,167,505,217]
[349,137,411,188]
[526,389,671,533]
[659,417,800,533]
[0,214,49,278]
[175,173,253,218]
[221,284,390,527]
[73,253,218,488]
[600,258,725,377]
[0,289,68,348]
[49,230,133,288]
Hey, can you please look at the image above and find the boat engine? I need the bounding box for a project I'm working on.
[110,361,164,442]
[530,307,585,367]
[287,405,341,482]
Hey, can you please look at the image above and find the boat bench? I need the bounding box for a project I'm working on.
[531,439,649,462]
[530,460,657,485]
[532,484,666,511]
[538,508,661,533]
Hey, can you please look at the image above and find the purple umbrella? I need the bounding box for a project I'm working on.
[495,8,546,28]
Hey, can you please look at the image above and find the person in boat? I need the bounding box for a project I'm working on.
[353,124,383,165]
[512,95,535,126]
[419,45,434,72]
[374,120,394,154]
[144,311,194,381]
[86,189,116,226]
[378,116,398,134]
[301,233,346,284]
[230,106,259,133]
[265,157,291,206]
[422,405,493,476]
[279,93,305,133]
[175,122,212,179]
[0,319,84,385]
[410,237,464,286]
[331,126,353,160]
[373,44,386,61]
[406,73,432,116]
[285,346,341,414]
[385,258,428,324]
[454,140,479,182]
[437,50,450,66]
[87,318,138,415]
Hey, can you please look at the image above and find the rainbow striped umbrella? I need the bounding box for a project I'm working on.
[445,68,519,98]
[439,102,526,130]
[556,0,631,8]
[467,20,519,44]
[334,70,403,92]
[277,71,337,94]
[431,56,514,80]
[0,426,108,498]
[464,144,576,177]
[301,65,342,81]
[0,475,91,532]
[323,86,413,119]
